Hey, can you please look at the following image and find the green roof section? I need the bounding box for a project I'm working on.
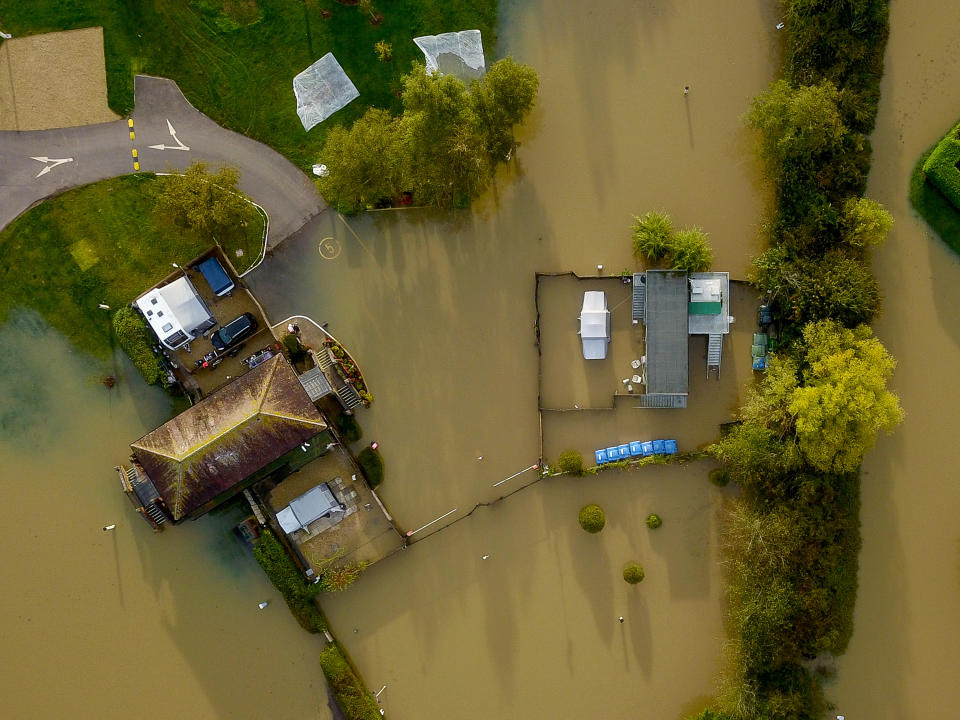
[689,301,722,315]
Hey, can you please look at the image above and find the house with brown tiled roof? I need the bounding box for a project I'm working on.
[119,353,329,526]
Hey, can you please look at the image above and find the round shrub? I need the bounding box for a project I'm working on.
[645,513,662,530]
[357,447,384,488]
[334,412,363,444]
[578,504,605,533]
[708,467,730,487]
[623,563,645,584]
[557,449,585,476]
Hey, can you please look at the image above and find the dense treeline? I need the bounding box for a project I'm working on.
[690,3,900,719]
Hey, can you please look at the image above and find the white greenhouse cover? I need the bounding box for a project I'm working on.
[293,53,360,131]
[579,291,610,360]
[413,30,485,80]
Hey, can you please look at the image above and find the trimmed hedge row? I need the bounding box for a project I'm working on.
[318,644,382,720]
[252,529,326,633]
[921,119,960,210]
[112,307,166,386]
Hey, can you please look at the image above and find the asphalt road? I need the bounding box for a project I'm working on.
[0,75,324,249]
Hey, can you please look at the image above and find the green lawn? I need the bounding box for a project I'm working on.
[0,0,498,168]
[910,146,960,257]
[0,174,263,357]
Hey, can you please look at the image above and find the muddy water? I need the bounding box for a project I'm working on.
[829,4,960,718]
[247,1,778,718]
[0,314,333,719]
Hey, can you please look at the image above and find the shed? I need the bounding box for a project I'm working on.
[276,483,344,534]
[578,291,611,360]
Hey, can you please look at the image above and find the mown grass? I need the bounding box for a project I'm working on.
[910,144,960,257]
[0,0,498,168]
[0,174,263,358]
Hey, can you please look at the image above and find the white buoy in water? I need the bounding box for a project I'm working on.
[102,524,116,531]
[258,601,269,610]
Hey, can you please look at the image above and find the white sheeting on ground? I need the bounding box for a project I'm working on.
[579,291,610,360]
[413,30,485,80]
[276,483,343,534]
[293,53,359,131]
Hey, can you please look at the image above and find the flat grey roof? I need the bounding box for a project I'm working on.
[688,272,731,336]
[644,270,689,395]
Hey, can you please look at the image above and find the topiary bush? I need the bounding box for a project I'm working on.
[283,332,308,364]
[557,449,585,476]
[646,513,662,530]
[112,307,166,386]
[578,504,606,533]
[335,412,363,444]
[623,562,645,584]
[357,447,384,488]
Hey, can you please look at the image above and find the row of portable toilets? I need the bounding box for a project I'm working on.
[595,439,678,466]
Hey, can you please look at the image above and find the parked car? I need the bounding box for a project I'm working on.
[211,312,258,352]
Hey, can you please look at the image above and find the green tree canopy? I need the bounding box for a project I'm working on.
[840,196,893,248]
[471,57,540,162]
[317,108,407,214]
[155,161,251,240]
[631,211,674,262]
[747,80,848,168]
[788,320,903,472]
[670,227,713,272]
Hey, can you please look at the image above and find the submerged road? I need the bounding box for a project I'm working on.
[0,75,323,249]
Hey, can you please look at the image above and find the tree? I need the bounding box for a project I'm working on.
[578,504,605,533]
[155,161,250,241]
[632,211,674,262]
[623,563,645,584]
[645,513,662,529]
[557,449,585,476]
[747,80,848,169]
[788,320,903,473]
[471,57,540,163]
[317,108,407,214]
[840,196,893,249]
[670,227,713,272]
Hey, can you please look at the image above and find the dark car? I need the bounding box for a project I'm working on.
[211,313,258,352]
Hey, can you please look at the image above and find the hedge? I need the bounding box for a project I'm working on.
[921,119,960,211]
[357,447,384,488]
[112,307,166,386]
[318,643,382,720]
[253,530,326,633]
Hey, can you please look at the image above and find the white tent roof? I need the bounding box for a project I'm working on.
[579,291,610,359]
[135,276,214,350]
[277,483,343,534]
[293,53,360,131]
[413,30,486,81]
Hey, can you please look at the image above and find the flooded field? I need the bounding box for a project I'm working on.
[248,1,778,717]
[0,314,333,719]
[830,2,960,717]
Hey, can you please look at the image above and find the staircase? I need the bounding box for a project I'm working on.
[143,502,167,527]
[632,274,646,322]
[707,333,723,378]
[316,347,333,371]
[632,393,687,409]
[336,383,363,410]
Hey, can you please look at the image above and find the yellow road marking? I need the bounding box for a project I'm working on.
[134,161,140,171]
[131,148,138,158]
[127,118,134,128]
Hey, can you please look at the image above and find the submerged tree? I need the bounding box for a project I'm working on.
[471,57,540,163]
[670,227,713,272]
[632,211,674,262]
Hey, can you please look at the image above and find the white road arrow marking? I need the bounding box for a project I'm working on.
[31,156,75,178]
[148,118,190,151]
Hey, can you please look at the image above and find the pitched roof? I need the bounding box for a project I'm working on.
[131,354,326,520]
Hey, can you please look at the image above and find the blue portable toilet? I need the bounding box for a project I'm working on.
[641,441,654,456]
[606,447,620,461]
[629,441,644,457]
[652,439,666,455]
[595,449,608,465]
[617,444,630,459]
[663,439,678,455]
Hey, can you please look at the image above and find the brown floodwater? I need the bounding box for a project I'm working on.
[829,2,960,717]
[0,314,334,719]
[246,1,779,717]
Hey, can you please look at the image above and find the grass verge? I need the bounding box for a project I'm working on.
[0,174,263,359]
[0,0,498,168]
[910,143,960,257]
